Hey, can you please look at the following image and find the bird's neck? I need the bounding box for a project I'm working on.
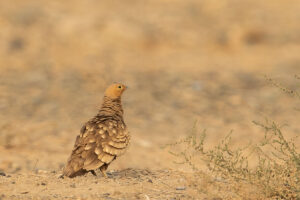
[98,96,124,118]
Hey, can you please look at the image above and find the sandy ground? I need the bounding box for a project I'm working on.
[0,0,300,199]
[1,169,206,200]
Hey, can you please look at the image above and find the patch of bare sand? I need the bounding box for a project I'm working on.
[0,169,206,200]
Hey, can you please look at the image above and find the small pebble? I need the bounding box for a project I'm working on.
[147,179,153,183]
[176,186,186,190]
[57,174,64,179]
[37,169,48,174]
[21,191,29,194]
[0,172,6,176]
[106,172,113,176]
[70,183,76,188]
[41,182,46,186]
[103,193,110,196]
[214,177,227,183]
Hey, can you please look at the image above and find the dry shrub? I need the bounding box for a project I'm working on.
[265,75,300,100]
[167,121,299,199]
[166,75,300,199]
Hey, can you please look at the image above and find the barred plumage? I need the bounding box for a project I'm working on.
[63,83,130,178]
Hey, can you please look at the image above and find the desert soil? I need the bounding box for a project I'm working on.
[0,0,300,199]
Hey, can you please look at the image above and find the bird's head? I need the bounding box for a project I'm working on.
[105,83,127,99]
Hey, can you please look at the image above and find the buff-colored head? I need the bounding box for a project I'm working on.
[105,83,127,99]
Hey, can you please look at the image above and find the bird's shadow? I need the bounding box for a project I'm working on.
[105,168,156,180]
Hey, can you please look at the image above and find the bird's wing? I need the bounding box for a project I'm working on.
[100,120,130,157]
[63,120,130,177]
[63,122,104,176]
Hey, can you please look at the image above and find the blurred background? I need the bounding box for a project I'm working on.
[0,0,299,173]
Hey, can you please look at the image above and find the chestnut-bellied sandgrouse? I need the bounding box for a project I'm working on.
[63,83,130,178]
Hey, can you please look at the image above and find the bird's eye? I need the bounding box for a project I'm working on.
[118,85,122,89]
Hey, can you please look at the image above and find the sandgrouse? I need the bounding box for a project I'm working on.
[63,83,130,178]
